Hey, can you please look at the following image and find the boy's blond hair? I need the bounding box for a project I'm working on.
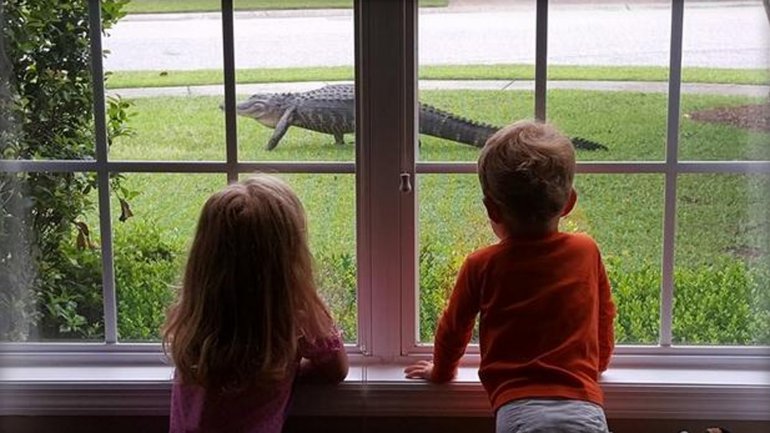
[478,120,576,227]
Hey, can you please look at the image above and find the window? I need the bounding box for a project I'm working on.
[1,0,768,368]
[410,0,770,354]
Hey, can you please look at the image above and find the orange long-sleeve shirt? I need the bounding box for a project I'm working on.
[431,231,616,410]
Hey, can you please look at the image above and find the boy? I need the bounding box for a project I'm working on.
[405,120,616,433]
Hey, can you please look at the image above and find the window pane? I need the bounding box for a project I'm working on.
[1,172,103,342]
[418,1,535,162]
[417,90,532,162]
[548,89,667,161]
[417,173,663,345]
[234,1,355,162]
[673,174,770,345]
[418,174,494,343]
[104,8,226,161]
[576,174,662,345]
[115,172,357,343]
[679,2,769,161]
[1,4,97,160]
[108,95,227,161]
[112,173,224,342]
[244,173,357,344]
[549,1,671,161]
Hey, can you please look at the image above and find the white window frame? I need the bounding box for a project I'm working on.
[1,0,769,418]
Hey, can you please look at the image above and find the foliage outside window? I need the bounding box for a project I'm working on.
[0,0,135,341]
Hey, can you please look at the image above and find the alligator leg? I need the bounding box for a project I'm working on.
[266,107,296,151]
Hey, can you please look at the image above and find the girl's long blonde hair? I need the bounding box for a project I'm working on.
[163,174,333,391]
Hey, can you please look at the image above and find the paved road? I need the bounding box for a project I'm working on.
[103,1,768,71]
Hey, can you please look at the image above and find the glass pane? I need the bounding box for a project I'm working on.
[103,6,226,161]
[238,173,357,344]
[549,89,667,161]
[1,4,97,160]
[115,172,357,343]
[234,1,355,162]
[280,174,357,343]
[418,1,535,162]
[1,172,103,342]
[548,0,672,161]
[418,90,532,162]
[112,173,224,342]
[673,174,770,345]
[417,173,663,345]
[679,2,770,161]
[418,174,494,343]
[108,96,227,161]
[576,174,663,345]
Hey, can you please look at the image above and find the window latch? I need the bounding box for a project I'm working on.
[399,172,412,193]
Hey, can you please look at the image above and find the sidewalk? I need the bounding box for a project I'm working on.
[108,80,770,99]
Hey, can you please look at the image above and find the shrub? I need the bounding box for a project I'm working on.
[673,261,769,345]
[606,259,660,344]
[418,237,467,341]
[0,0,131,340]
[113,220,179,340]
[315,251,357,341]
[37,237,104,339]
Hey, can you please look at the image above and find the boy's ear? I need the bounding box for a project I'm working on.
[561,188,577,216]
[483,196,503,223]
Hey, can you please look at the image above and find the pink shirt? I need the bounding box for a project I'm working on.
[169,331,344,433]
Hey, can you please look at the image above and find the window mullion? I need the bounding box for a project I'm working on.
[88,0,117,344]
[534,0,548,121]
[221,0,238,183]
[355,0,416,361]
[660,0,685,348]
[400,0,418,355]
[353,0,371,356]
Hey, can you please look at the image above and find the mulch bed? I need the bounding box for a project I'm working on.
[688,103,770,133]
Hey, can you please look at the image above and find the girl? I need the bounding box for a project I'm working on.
[163,174,348,433]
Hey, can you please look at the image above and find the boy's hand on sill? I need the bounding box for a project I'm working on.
[404,360,434,381]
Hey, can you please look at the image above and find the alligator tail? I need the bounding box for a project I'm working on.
[571,136,608,151]
[418,105,608,151]
[418,104,499,148]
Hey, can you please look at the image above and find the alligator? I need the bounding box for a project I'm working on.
[233,84,607,151]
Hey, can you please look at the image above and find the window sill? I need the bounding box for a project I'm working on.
[1,361,768,421]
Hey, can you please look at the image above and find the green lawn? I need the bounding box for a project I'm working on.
[124,0,447,14]
[107,65,770,89]
[105,89,770,345]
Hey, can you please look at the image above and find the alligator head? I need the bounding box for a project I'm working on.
[232,93,293,129]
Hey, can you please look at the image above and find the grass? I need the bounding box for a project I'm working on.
[106,65,770,89]
[123,0,447,14]
[105,89,770,345]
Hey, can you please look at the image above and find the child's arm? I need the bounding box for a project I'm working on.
[297,330,349,384]
[597,256,616,372]
[298,351,348,383]
[405,259,479,382]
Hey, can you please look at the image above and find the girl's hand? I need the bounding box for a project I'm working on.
[404,360,434,380]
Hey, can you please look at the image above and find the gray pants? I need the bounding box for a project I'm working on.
[496,398,610,433]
